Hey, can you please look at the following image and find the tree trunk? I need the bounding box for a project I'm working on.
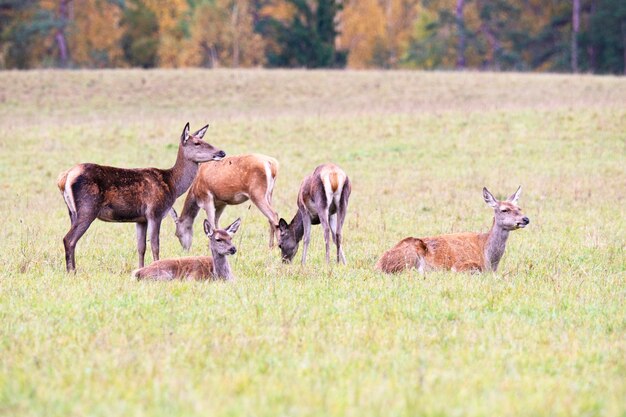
[587,0,597,72]
[231,2,240,68]
[456,0,466,69]
[571,0,580,73]
[385,0,396,68]
[56,0,71,67]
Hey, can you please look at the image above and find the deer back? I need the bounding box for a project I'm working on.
[420,233,489,271]
[133,256,215,281]
[191,154,278,204]
[298,163,348,217]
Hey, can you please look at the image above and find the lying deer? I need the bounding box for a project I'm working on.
[173,153,279,250]
[376,187,530,274]
[133,218,241,281]
[57,123,225,272]
[278,163,351,265]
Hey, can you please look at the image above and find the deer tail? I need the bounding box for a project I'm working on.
[56,169,69,193]
[267,156,279,178]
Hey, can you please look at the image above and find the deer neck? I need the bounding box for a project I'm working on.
[290,211,305,243]
[484,218,510,272]
[179,189,200,227]
[210,246,234,280]
[170,147,199,198]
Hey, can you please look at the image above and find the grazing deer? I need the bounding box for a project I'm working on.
[57,123,225,272]
[133,218,241,281]
[173,154,279,250]
[376,187,530,274]
[278,163,351,265]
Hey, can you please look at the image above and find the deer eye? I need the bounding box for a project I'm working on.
[500,208,509,213]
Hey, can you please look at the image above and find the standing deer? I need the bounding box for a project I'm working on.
[278,163,351,265]
[57,123,225,272]
[133,218,241,281]
[375,187,529,274]
[173,154,279,250]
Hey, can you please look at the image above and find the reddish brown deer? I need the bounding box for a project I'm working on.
[376,187,530,274]
[133,218,241,281]
[173,154,279,250]
[57,123,225,272]
[278,163,351,265]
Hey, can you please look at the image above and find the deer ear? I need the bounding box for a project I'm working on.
[278,218,288,230]
[203,219,213,237]
[193,124,209,139]
[169,208,179,223]
[483,187,498,208]
[508,186,522,205]
[225,218,241,236]
[181,122,190,144]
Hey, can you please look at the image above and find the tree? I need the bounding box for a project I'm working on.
[265,0,346,68]
[580,0,626,74]
[455,0,465,68]
[182,0,265,68]
[54,0,70,66]
[340,0,418,68]
[572,0,580,72]
[69,0,125,68]
[121,0,159,68]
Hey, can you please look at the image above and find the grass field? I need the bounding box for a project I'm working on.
[0,69,625,417]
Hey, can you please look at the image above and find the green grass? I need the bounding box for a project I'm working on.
[0,69,625,417]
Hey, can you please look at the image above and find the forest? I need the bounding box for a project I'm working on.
[0,0,624,73]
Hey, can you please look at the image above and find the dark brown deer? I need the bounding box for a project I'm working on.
[375,187,529,274]
[133,218,241,281]
[278,163,351,265]
[173,153,279,250]
[56,123,225,272]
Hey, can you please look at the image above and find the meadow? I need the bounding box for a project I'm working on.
[0,69,624,417]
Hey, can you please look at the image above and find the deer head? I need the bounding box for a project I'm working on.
[170,209,194,251]
[204,218,241,256]
[180,122,225,163]
[483,186,530,231]
[277,217,298,263]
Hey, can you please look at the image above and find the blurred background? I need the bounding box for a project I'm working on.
[0,0,624,73]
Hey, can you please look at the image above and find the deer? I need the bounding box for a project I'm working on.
[375,187,530,274]
[133,218,241,281]
[56,122,225,272]
[278,163,351,265]
[173,153,279,251]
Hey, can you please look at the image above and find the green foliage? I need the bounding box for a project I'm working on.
[264,0,346,68]
[0,1,55,68]
[120,0,159,68]
[580,0,626,74]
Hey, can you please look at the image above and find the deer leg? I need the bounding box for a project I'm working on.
[147,217,162,264]
[329,213,342,263]
[250,191,279,248]
[317,207,332,264]
[301,210,312,266]
[201,194,217,231]
[214,204,225,229]
[336,199,348,265]
[452,261,482,273]
[136,222,147,268]
[267,179,280,247]
[63,211,97,273]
